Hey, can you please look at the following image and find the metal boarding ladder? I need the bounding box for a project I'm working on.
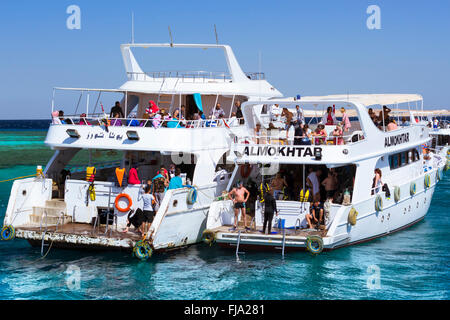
[235,230,245,262]
[91,186,118,236]
[39,210,64,257]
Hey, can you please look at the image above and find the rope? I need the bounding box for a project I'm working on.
[0,174,38,184]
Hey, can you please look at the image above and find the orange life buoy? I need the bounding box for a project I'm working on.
[240,164,252,178]
[115,193,133,212]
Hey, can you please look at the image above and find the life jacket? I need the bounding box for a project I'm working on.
[128,168,140,185]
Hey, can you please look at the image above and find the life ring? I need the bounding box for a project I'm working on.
[240,164,252,179]
[1,225,15,241]
[394,186,401,202]
[202,229,216,246]
[306,236,323,255]
[410,182,417,196]
[186,186,198,205]
[424,174,431,188]
[115,193,133,212]
[375,194,383,212]
[348,207,358,226]
[133,240,152,261]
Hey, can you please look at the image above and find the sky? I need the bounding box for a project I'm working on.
[0,0,449,119]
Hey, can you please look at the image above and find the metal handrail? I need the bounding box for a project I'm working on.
[55,115,244,129]
[126,71,265,82]
[236,132,362,146]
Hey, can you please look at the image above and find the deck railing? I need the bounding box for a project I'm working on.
[55,116,244,129]
[235,131,364,147]
[126,71,265,82]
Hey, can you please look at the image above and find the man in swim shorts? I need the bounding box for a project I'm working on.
[228,181,250,230]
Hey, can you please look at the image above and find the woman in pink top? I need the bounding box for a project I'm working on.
[340,107,351,132]
[332,124,344,145]
[78,113,91,126]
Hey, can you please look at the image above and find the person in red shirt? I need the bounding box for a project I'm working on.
[146,100,159,115]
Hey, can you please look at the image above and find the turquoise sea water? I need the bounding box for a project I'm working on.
[0,124,449,300]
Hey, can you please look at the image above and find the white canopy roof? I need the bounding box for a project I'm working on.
[296,94,423,107]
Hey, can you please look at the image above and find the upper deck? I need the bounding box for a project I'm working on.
[118,43,282,98]
[232,95,431,165]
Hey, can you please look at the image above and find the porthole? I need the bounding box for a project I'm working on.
[22,190,26,196]
[381,215,384,223]
[416,202,419,208]
[424,197,427,204]
[173,200,178,207]
[408,205,411,212]
[387,213,391,220]
[403,208,406,214]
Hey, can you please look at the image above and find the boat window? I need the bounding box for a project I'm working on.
[389,149,420,170]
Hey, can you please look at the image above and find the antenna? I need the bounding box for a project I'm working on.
[258,51,262,101]
[168,26,174,47]
[214,24,219,44]
[131,11,135,44]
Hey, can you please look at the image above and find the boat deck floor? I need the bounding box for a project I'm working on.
[212,225,327,238]
[17,223,142,241]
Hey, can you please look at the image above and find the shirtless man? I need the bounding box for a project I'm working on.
[271,173,288,200]
[228,181,250,230]
[321,171,338,199]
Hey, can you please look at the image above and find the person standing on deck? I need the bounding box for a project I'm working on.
[110,101,125,119]
[141,184,155,233]
[152,172,168,212]
[340,107,351,132]
[295,105,305,127]
[321,106,336,125]
[210,103,225,119]
[282,108,294,139]
[168,168,183,190]
[270,173,288,200]
[306,168,322,202]
[228,181,250,231]
[262,187,278,234]
[235,100,244,124]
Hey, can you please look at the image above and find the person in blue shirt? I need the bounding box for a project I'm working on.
[168,168,183,190]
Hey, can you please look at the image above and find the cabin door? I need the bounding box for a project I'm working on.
[186,95,198,120]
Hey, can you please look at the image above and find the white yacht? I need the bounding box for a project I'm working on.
[204,94,446,254]
[1,43,282,258]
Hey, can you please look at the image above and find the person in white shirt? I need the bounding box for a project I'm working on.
[295,105,305,126]
[270,104,281,121]
[141,184,155,233]
[306,168,322,202]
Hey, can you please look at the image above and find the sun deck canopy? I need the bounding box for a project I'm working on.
[297,94,423,107]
